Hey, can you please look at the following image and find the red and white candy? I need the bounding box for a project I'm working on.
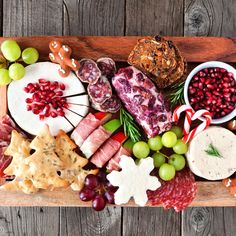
[173,105,212,143]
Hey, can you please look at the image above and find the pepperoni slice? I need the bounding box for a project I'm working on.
[76,59,101,84]
[147,168,197,212]
[88,76,112,104]
[97,57,116,79]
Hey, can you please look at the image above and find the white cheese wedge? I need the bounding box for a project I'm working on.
[186,126,236,180]
[8,62,89,136]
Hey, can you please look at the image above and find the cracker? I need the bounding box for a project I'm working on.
[56,130,98,191]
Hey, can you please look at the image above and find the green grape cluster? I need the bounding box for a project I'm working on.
[0,40,39,85]
[132,126,188,182]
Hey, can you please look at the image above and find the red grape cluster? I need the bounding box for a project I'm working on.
[79,172,118,211]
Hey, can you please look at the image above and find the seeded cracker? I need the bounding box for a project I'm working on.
[24,125,69,190]
[56,130,98,191]
[3,130,38,194]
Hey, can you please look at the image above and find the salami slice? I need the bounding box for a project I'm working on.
[93,95,121,113]
[76,59,101,84]
[97,57,116,79]
[147,168,197,212]
[88,76,112,104]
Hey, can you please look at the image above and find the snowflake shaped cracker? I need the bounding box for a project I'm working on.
[107,155,161,206]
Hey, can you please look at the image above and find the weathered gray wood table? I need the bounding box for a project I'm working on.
[0,0,236,235]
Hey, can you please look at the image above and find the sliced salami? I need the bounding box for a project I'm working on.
[76,59,101,84]
[147,168,197,212]
[97,57,116,79]
[93,95,121,113]
[88,76,112,104]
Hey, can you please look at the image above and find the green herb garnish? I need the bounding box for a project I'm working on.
[168,80,185,108]
[120,108,142,143]
[204,143,223,158]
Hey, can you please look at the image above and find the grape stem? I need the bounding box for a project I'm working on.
[157,151,169,159]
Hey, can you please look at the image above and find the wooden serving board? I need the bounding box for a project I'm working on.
[0,36,236,207]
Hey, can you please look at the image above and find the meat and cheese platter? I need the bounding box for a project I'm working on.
[0,36,236,210]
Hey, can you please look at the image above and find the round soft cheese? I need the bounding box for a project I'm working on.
[8,62,89,136]
[186,126,236,180]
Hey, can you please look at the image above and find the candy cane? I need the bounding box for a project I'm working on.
[182,110,212,143]
[173,105,194,135]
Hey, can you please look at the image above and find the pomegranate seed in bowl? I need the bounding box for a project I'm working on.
[184,61,236,124]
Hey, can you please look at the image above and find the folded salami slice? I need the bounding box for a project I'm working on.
[87,76,112,104]
[76,59,101,84]
[97,57,116,79]
[92,95,121,113]
[147,168,197,212]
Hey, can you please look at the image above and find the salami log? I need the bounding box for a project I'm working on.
[88,76,112,104]
[76,59,101,84]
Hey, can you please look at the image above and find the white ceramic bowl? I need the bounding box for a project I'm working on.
[184,61,236,124]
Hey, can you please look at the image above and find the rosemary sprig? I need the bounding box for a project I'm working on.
[204,143,223,158]
[120,108,142,143]
[168,80,185,108]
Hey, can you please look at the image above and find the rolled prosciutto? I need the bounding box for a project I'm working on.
[91,132,127,168]
[71,112,111,147]
[80,119,121,159]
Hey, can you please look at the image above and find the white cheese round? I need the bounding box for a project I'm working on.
[186,126,236,180]
[8,62,89,136]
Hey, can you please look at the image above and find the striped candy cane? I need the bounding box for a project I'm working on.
[173,105,194,135]
[182,110,212,143]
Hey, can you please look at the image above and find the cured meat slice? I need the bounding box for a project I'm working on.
[106,147,131,171]
[147,168,197,212]
[93,95,121,113]
[96,57,116,79]
[88,76,112,104]
[90,138,121,168]
[112,66,172,137]
[80,126,111,158]
[76,59,101,84]
[71,112,111,147]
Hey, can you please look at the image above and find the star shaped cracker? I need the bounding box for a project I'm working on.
[55,130,98,191]
[107,156,161,206]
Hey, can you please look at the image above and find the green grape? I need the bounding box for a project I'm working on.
[152,152,166,168]
[148,135,163,151]
[170,126,183,139]
[173,139,188,154]
[0,68,11,85]
[22,47,39,64]
[168,154,186,171]
[1,40,21,62]
[158,163,176,181]
[133,141,150,159]
[8,63,25,80]
[161,131,177,148]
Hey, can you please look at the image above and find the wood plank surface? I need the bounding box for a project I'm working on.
[185,0,236,36]
[123,208,180,236]
[63,0,125,36]
[125,0,184,36]
[182,207,236,236]
[0,182,234,207]
[60,207,122,236]
[0,207,60,236]
[0,36,236,62]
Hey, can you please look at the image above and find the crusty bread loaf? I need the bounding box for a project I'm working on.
[128,35,187,88]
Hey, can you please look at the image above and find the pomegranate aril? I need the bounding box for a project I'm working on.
[39,114,45,120]
[26,98,33,103]
[60,83,66,90]
[39,79,47,83]
[50,111,58,118]
[24,87,30,93]
[58,111,65,117]
[55,91,63,96]
[26,105,32,111]
[33,109,40,115]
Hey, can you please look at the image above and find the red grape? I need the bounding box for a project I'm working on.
[92,195,106,211]
[104,190,115,204]
[97,172,107,182]
[79,187,95,201]
[84,174,99,189]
